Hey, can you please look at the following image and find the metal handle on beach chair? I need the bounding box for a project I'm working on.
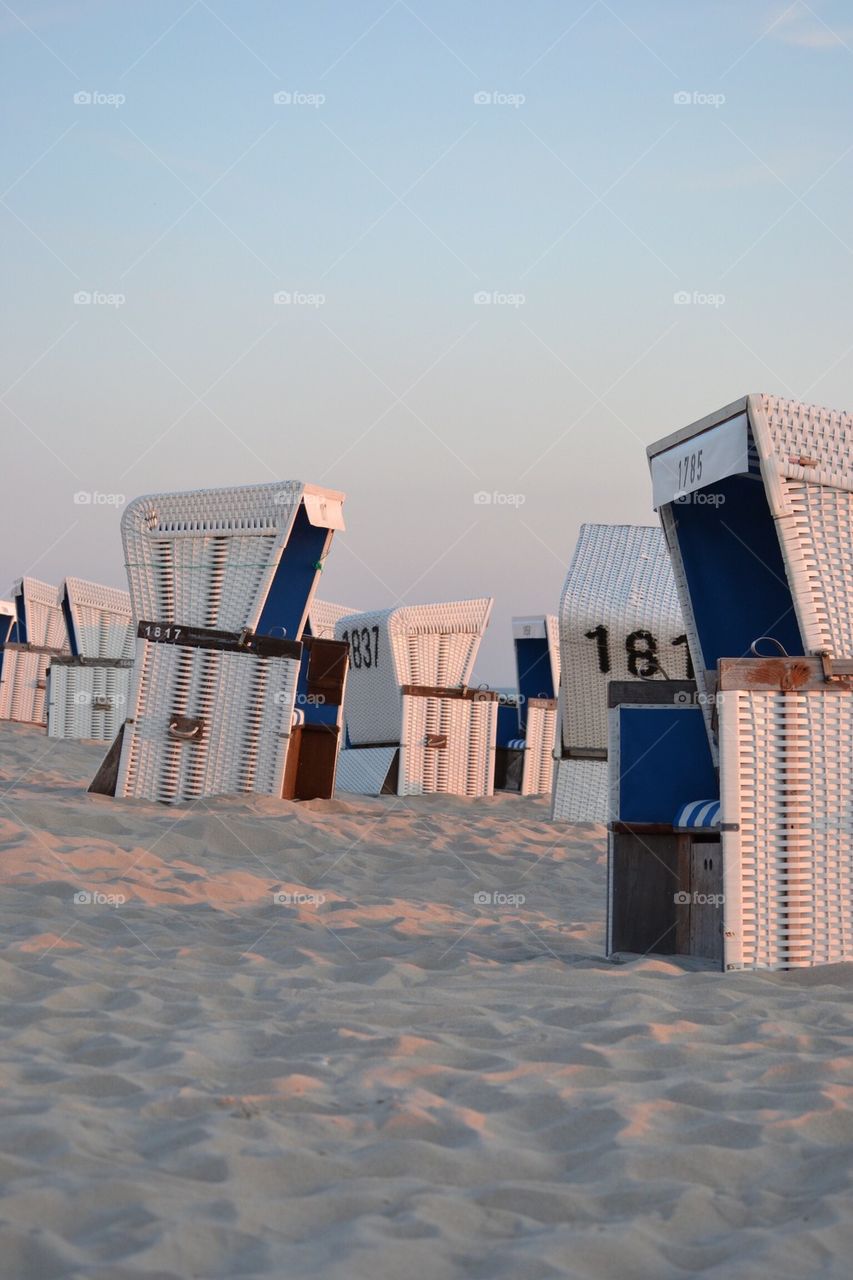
[168,715,205,742]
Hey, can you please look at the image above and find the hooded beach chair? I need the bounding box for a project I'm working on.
[0,578,69,726]
[551,524,687,823]
[610,393,853,971]
[334,598,498,797]
[89,481,348,804]
[47,578,134,742]
[495,616,560,796]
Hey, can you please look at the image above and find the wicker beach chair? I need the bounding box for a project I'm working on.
[0,578,69,726]
[495,616,560,796]
[611,393,853,970]
[47,579,134,742]
[90,481,348,804]
[551,524,686,823]
[0,601,16,647]
[306,599,358,639]
[334,598,498,797]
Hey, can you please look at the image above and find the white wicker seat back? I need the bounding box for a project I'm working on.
[63,578,133,659]
[13,578,68,650]
[336,599,493,746]
[557,525,686,756]
[307,599,358,639]
[122,482,345,637]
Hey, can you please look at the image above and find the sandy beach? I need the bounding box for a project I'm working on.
[0,721,850,1278]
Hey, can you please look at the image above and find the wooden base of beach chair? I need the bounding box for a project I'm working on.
[608,826,723,965]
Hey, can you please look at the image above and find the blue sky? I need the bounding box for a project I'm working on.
[2,0,852,680]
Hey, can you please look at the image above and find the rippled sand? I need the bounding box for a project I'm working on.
[1,721,852,1279]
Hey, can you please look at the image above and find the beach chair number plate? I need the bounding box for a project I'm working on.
[139,623,185,644]
[583,626,694,680]
[341,626,380,670]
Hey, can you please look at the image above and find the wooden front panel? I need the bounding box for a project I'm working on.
[689,839,723,963]
[305,638,348,704]
[610,832,682,956]
[283,723,341,801]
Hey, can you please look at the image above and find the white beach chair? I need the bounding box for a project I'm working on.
[495,616,560,796]
[90,481,348,804]
[47,578,134,742]
[551,524,686,823]
[0,578,69,726]
[611,393,853,971]
[334,598,498,797]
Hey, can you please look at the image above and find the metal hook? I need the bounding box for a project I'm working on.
[750,636,789,657]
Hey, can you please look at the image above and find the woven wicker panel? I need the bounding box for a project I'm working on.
[336,600,492,747]
[551,757,610,823]
[47,664,131,741]
[558,525,685,755]
[63,578,134,660]
[720,687,853,970]
[14,578,69,650]
[520,702,557,796]
[754,394,853,492]
[400,695,496,797]
[0,649,52,724]
[122,483,308,631]
[774,480,853,658]
[307,599,358,639]
[117,639,299,804]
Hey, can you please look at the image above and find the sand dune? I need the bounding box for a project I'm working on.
[1,721,852,1278]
